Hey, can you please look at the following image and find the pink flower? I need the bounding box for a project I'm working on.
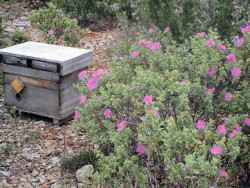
[234,124,242,131]
[226,54,236,64]
[48,29,54,35]
[220,170,228,179]
[131,51,139,59]
[244,117,250,126]
[236,38,244,47]
[80,97,87,105]
[208,67,216,77]
[104,109,111,119]
[87,79,98,91]
[155,111,160,117]
[195,32,206,38]
[136,145,146,154]
[163,26,170,34]
[195,120,206,130]
[143,95,153,105]
[148,28,155,34]
[97,96,102,100]
[115,56,124,61]
[211,146,223,155]
[137,41,143,46]
[149,107,160,118]
[223,117,229,122]
[231,67,241,78]
[206,40,216,48]
[220,44,227,52]
[130,86,140,90]
[151,42,161,52]
[117,121,126,132]
[204,88,215,95]
[179,81,188,86]
[100,69,109,75]
[92,72,101,81]
[73,111,80,121]
[142,41,151,48]
[72,29,78,36]
[229,130,238,138]
[217,125,227,135]
[79,70,88,79]
[241,25,250,34]
[225,92,233,102]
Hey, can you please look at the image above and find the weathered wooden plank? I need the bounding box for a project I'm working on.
[60,55,92,76]
[2,55,27,67]
[32,60,58,73]
[2,64,60,81]
[59,101,78,119]
[60,69,82,96]
[4,83,59,118]
[60,88,80,108]
[5,74,58,89]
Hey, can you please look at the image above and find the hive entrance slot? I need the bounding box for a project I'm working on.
[27,59,32,68]
[16,93,22,100]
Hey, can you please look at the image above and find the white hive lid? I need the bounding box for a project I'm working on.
[0,41,93,64]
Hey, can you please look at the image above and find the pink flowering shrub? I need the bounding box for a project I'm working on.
[29,3,84,46]
[75,28,250,187]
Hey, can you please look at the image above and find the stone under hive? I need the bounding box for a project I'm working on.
[0,42,93,124]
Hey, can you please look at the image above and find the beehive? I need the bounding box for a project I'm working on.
[0,42,93,124]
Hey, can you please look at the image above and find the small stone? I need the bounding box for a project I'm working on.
[31,169,39,177]
[39,175,46,184]
[46,164,52,170]
[0,170,10,177]
[20,16,28,21]
[50,157,61,166]
[23,182,30,188]
[77,183,84,187]
[22,152,40,161]
[94,144,99,150]
[75,165,94,183]
[4,28,15,33]
[9,15,16,20]
[51,182,62,188]
[34,120,46,126]
[30,177,38,182]
[15,22,26,27]
[46,174,56,183]
[20,178,27,182]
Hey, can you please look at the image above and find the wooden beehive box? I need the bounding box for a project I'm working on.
[0,42,93,124]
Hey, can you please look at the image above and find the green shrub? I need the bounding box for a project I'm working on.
[62,151,97,173]
[111,0,249,42]
[12,30,31,44]
[0,16,3,37]
[4,30,31,47]
[29,3,84,46]
[25,0,50,9]
[52,0,110,24]
[75,26,250,187]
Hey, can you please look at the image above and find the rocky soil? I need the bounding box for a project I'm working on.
[0,1,121,187]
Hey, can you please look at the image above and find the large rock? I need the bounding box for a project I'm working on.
[75,165,94,183]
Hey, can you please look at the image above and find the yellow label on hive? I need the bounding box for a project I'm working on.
[11,77,24,93]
